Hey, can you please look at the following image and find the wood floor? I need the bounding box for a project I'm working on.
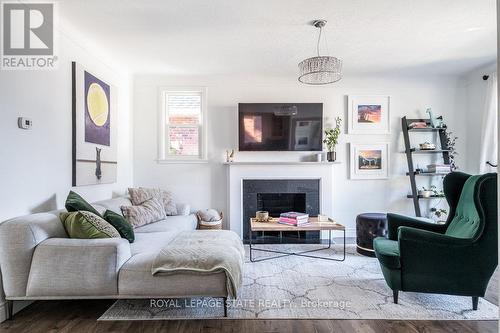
[1,266,497,332]
[0,299,497,333]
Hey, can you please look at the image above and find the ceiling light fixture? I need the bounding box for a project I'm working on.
[298,20,342,85]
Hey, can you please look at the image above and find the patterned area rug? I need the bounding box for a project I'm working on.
[99,244,498,320]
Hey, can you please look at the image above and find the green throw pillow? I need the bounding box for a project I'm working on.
[103,210,135,243]
[60,211,120,239]
[65,191,102,217]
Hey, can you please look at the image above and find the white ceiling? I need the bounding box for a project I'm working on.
[59,0,497,77]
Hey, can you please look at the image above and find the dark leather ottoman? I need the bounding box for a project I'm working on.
[356,213,387,257]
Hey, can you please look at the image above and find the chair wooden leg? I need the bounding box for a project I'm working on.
[6,300,13,320]
[472,296,479,310]
[223,297,227,317]
[393,290,399,304]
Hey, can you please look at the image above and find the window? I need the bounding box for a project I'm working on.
[159,88,207,162]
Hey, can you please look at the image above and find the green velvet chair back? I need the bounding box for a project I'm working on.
[443,172,498,294]
[445,175,483,239]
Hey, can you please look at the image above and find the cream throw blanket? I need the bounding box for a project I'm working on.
[151,230,245,298]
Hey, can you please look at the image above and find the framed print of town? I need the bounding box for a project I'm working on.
[347,95,390,134]
[350,143,389,179]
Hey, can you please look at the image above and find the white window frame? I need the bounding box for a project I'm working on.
[157,87,208,163]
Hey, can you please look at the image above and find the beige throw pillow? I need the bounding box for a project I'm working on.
[128,187,178,216]
[121,198,166,228]
[127,187,152,205]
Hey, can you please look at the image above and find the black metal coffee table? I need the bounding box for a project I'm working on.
[249,217,346,262]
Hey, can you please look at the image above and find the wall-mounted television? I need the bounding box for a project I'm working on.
[238,103,323,151]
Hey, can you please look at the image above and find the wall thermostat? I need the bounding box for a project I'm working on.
[18,117,32,130]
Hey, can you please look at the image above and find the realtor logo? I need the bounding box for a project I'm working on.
[1,2,57,69]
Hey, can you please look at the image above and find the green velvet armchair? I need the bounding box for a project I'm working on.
[374,172,498,310]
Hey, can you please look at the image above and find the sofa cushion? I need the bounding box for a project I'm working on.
[134,215,198,234]
[94,197,133,216]
[65,191,102,217]
[373,237,400,269]
[176,203,191,216]
[92,204,107,216]
[104,210,135,243]
[0,211,67,298]
[118,252,227,297]
[27,238,130,297]
[60,211,120,239]
[121,198,166,228]
[130,231,180,255]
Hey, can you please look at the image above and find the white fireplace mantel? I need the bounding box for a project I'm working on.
[225,162,338,238]
[223,161,340,166]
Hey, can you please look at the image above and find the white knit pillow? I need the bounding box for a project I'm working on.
[197,209,222,222]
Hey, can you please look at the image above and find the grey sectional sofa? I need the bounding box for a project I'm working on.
[0,197,234,320]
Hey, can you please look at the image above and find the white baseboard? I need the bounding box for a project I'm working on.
[321,228,356,240]
[345,227,356,239]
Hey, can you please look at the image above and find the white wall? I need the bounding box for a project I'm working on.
[0,19,134,322]
[460,62,497,173]
[133,74,467,236]
[0,27,134,222]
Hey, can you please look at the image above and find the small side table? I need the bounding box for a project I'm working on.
[356,213,387,257]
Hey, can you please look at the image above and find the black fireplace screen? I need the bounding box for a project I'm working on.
[257,193,306,217]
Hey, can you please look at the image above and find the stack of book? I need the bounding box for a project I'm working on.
[427,164,451,174]
[278,212,309,226]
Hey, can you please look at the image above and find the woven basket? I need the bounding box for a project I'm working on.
[197,212,223,230]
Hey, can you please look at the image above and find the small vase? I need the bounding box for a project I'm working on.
[418,190,432,198]
[327,151,336,162]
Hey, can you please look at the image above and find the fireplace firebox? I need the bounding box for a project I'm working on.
[242,179,320,243]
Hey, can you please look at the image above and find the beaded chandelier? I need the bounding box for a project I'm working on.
[298,20,343,85]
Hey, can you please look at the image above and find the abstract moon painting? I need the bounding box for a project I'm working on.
[84,71,111,146]
[72,62,117,186]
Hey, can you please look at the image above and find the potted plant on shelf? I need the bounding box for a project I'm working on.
[430,185,445,197]
[323,117,342,162]
[418,185,444,198]
[445,131,459,171]
[430,208,448,224]
[418,186,433,198]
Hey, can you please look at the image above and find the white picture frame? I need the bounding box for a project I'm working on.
[347,95,390,134]
[350,143,389,179]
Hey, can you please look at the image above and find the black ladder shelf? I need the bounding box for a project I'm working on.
[402,117,450,217]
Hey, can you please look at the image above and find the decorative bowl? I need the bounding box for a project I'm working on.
[419,142,436,150]
[255,211,270,222]
[418,190,433,198]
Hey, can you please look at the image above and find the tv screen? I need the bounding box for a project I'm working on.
[238,103,323,151]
